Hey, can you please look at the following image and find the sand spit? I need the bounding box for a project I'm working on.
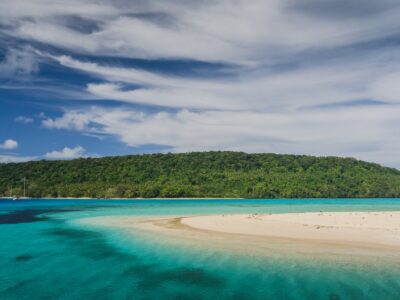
[77,211,400,262]
[181,212,400,249]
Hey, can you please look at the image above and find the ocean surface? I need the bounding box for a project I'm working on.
[1,198,400,300]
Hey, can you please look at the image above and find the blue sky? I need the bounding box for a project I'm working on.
[1,0,400,167]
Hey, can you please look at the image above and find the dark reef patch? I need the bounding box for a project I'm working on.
[47,226,136,261]
[51,227,228,292]
[15,254,35,262]
[41,210,225,295]
[329,293,341,300]
[0,205,105,225]
[0,208,78,225]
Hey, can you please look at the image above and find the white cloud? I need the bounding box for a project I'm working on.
[0,0,116,19]
[369,71,400,103]
[42,111,92,130]
[41,105,400,167]
[4,1,400,112]
[44,146,86,159]
[0,48,39,77]
[3,0,400,168]
[0,155,38,163]
[43,51,400,112]
[0,139,18,150]
[0,145,89,163]
[4,1,400,110]
[2,0,400,63]
[15,116,34,123]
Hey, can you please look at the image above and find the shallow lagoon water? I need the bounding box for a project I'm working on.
[1,198,400,300]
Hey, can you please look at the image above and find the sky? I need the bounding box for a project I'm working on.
[1,0,400,167]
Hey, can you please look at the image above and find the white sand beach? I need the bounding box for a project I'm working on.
[181,212,400,249]
[81,211,400,256]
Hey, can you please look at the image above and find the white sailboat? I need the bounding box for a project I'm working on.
[10,187,17,200]
[9,178,28,200]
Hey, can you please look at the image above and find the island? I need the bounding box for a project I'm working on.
[1,151,400,198]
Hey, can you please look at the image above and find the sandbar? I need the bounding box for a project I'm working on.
[181,212,400,249]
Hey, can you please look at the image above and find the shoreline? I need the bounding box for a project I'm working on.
[2,197,400,201]
[79,211,400,261]
[0,197,245,200]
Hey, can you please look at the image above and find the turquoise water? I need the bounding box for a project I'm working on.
[1,199,400,300]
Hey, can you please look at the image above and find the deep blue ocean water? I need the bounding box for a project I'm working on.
[1,198,400,300]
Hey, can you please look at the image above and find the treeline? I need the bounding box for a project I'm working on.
[1,151,400,198]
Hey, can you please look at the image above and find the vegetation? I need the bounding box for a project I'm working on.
[1,151,400,198]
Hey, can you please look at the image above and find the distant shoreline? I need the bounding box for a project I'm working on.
[0,197,245,200]
[2,197,400,201]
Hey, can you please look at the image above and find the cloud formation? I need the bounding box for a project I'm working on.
[3,0,400,63]
[2,0,400,167]
[0,48,39,77]
[0,155,37,163]
[0,139,18,150]
[15,116,34,124]
[44,146,87,159]
[42,104,400,167]
[47,51,400,112]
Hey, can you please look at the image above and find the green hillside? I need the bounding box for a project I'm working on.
[1,151,400,198]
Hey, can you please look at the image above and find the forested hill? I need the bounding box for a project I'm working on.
[1,151,400,199]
